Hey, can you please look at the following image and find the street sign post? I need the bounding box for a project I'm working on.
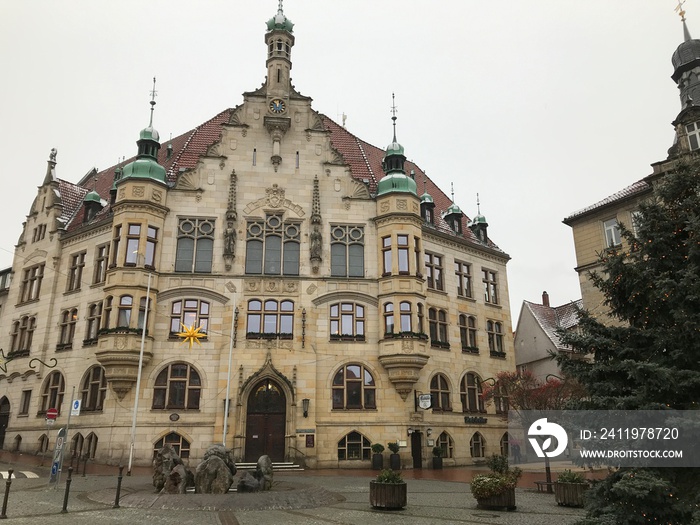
[70,400,81,417]
[46,408,58,421]
[49,427,66,484]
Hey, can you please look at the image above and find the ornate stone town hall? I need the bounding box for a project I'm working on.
[0,5,515,469]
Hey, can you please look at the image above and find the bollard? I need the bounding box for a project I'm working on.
[113,465,124,509]
[0,469,13,519]
[61,467,73,513]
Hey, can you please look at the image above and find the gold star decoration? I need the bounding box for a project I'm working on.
[176,324,206,348]
[0,349,11,374]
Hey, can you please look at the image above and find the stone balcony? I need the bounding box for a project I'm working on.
[378,332,430,400]
[95,329,153,400]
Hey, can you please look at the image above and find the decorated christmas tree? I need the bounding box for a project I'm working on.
[558,161,700,523]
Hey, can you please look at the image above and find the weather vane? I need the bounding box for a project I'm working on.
[176,324,206,348]
[676,0,687,21]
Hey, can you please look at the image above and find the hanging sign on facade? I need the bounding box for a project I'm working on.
[417,394,432,410]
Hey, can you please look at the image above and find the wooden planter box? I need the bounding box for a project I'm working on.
[554,482,588,507]
[476,487,516,511]
[369,481,407,509]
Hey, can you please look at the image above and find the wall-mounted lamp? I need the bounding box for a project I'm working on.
[302,398,310,418]
[426,428,433,437]
[407,427,414,435]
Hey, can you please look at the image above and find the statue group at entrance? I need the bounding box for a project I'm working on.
[153,444,273,494]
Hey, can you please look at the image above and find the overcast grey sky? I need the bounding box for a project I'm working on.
[0,1,690,322]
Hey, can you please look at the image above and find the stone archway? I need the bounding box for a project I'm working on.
[244,379,286,462]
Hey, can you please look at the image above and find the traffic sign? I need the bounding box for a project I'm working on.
[46,408,58,420]
[71,399,81,416]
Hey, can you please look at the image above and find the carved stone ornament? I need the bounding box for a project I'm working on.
[266,184,285,208]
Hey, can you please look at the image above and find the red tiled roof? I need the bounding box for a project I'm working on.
[59,109,504,255]
[564,179,651,223]
[524,299,583,350]
[321,115,504,252]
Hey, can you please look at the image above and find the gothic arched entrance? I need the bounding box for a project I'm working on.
[245,379,286,462]
[0,397,10,449]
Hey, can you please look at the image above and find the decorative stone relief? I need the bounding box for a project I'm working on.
[306,284,317,294]
[117,188,125,200]
[380,201,390,213]
[152,189,163,203]
[175,171,201,191]
[230,139,238,151]
[397,199,407,210]
[132,186,145,198]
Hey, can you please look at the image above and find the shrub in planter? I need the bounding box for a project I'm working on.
[470,454,521,511]
[432,446,443,470]
[369,469,407,509]
[371,443,385,470]
[387,442,401,470]
[554,469,588,508]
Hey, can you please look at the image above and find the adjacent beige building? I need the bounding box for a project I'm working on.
[0,6,517,469]
[565,17,700,321]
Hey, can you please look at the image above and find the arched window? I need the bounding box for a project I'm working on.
[38,434,49,454]
[332,364,376,409]
[470,432,485,458]
[493,383,509,414]
[330,225,364,277]
[170,299,210,337]
[430,373,451,411]
[117,295,132,328]
[154,432,190,459]
[11,315,36,353]
[437,431,454,458]
[58,308,78,349]
[246,299,294,339]
[500,432,510,458]
[71,433,84,458]
[80,366,107,412]
[175,218,214,273]
[85,302,102,344]
[383,302,394,335]
[85,432,98,459]
[459,314,478,353]
[429,308,449,349]
[152,363,201,410]
[399,301,412,332]
[245,214,300,276]
[337,430,371,460]
[40,371,65,414]
[487,320,505,356]
[102,296,113,330]
[329,302,365,341]
[460,372,485,413]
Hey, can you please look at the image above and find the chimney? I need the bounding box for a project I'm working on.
[542,291,550,307]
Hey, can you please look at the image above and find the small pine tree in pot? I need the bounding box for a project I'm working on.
[387,442,401,471]
[371,443,385,470]
[432,446,443,469]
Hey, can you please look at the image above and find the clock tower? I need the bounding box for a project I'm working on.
[263,1,294,170]
[265,1,294,103]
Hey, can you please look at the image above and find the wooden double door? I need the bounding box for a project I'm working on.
[245,379,286,462]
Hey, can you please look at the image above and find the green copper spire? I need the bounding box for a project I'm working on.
[267,0,294,32]
[121,78,167,184]
[377,94,417,197]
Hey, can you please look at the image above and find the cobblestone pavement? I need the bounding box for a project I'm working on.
[0,462,587,525]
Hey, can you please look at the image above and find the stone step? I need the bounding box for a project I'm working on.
[236,462,304,471]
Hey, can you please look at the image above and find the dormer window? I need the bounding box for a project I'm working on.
[686,122,700,150]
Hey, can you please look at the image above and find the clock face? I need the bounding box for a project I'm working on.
[269,98,286,114]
